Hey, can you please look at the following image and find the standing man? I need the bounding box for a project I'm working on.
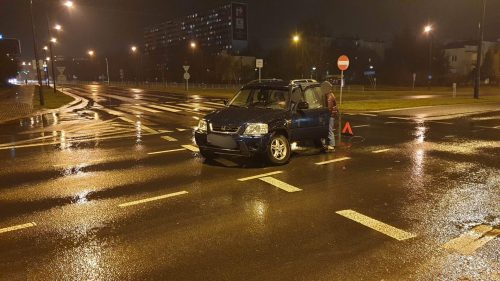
[321,81,339,152]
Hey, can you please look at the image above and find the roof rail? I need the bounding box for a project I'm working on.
[246,78,284,85]
[290,79,318,84]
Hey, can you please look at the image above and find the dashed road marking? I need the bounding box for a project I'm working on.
[176,128,188,132]
[148,148,187,155]
[146,104,181,113]
[443,225,499,255]
[181,145,200,152]
[336,210,416,241]
[352,125,370,128]
[203,101,225,107]
[372,148,391,153]
[130,105,161,113]
[0,222,37,234]
[357,113,378,117]
[119,117,157,133]
[238,171,283,181]
[178,103,216,111]
[429,121,453,125]
[315,157,351,166]
[259,177,302,192]
[161,136,178,142]
[118,191,188,208]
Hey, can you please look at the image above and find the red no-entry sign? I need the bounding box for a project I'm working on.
[337,55,350,71]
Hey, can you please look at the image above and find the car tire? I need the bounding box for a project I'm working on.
[267,134,291,165]
[199,149,215,160]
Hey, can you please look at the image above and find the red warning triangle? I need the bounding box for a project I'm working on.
[342,122,354,136]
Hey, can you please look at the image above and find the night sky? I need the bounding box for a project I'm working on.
[1,0,499,58]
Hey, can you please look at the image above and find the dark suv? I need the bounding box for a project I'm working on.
[194,79,330,164]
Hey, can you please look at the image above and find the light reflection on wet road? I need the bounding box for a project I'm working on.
[0,85,498,280]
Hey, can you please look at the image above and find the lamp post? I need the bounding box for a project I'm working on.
[292,34,302,78]
[130,45,142,85]
[29,0,44,105]
[423,25,433,90]
[474,0,487,99]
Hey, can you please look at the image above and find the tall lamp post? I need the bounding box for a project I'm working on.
[474,0,487,99]
[423,25,433,90]
[130,45,142,85]
[29,0,44,105]
[292,34,301,77]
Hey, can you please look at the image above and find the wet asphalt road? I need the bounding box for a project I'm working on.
[0,85,498,281]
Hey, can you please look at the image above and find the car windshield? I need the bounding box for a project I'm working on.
[228,88,290,110]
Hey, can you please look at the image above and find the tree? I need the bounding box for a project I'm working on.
[0,54,18,86]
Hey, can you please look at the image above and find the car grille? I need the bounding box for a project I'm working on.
[210,124,240,134]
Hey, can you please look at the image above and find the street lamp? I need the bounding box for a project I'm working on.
[87,50,95,57]
[54,24,62,31]
[423,24,434,89]
[50,37,57,43]
[131,46,137,53]
[292,34,300,44]
[190,41,197,49]
[43,46,48,51]
[64,1,74,8]
[474,0,487,99]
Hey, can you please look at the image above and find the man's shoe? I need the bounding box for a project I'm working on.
[327,145,335,152]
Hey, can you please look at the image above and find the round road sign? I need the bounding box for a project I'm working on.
[337,55,350,71]
[183,73,191,80]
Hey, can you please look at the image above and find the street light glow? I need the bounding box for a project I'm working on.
[64,1,74,8]
[424,25,433,34]
[190,42,197,49]
[131,46,137,52]
[54,24,62,31]
[50,37,57,43]
[293,34,300,44]
[88,50,95,56]
[43,46,48,51]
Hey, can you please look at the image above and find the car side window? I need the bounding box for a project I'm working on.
[304,87,324,109]
[290,88,303,110]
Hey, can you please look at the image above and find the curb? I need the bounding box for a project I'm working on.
[0,86,89,124]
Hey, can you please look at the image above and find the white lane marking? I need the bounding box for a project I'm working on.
[372,149,391,153]
[429,121,453,125]
[389,116,412,120]
[158,130,174,133]
[352,125,370,128]
[176,128,188,132]
[357,113,377,117]
[478,125,500,130]
[494,126,500,129]
[148,148,187,155]
[259,177,302,192]
[178,103,216,111]
[161,104,204,115]
[238,171,283,182]
[203,101,225,107]
[161,136,178,142]
[119,117,157,133]
[118,191,188,208]
[336,210,416,241]
[130,105,161,113]
[315,157,351,166]
[0,222,37,234]
[214,158,238,167]
[181,145,200,152]
[443,225,499,255]
[145,104,181,113]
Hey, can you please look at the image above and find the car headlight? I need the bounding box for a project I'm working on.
[244,123,268,136]
[198,120,208,132]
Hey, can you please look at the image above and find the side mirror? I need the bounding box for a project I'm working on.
[297,101,309,110]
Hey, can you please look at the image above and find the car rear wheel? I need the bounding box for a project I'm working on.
[267,134,291,165]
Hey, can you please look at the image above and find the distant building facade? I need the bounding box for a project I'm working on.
[143,2,248,81]
[444,40,500,77]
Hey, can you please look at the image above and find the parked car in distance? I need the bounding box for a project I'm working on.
[194,79,330,165]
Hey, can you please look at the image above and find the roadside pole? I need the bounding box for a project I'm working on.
[105,57,110,84]
[29,0,44,106]
[336,55,350,145]
[46,13,57,94]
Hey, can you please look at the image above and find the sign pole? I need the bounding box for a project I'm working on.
[258,68,261,82]
[338,70,344,145]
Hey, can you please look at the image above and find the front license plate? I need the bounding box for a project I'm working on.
[207,134,237,149]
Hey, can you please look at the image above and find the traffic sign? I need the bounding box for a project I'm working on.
[337,55,349,71]
[183,72,190,80]
[183,65,190,72]
[256,59,263,68]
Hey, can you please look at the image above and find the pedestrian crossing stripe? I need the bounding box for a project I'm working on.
[144,104,181,113]
[443,225,499,255]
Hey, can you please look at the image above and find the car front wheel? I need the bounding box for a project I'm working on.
[267,134,291,165]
